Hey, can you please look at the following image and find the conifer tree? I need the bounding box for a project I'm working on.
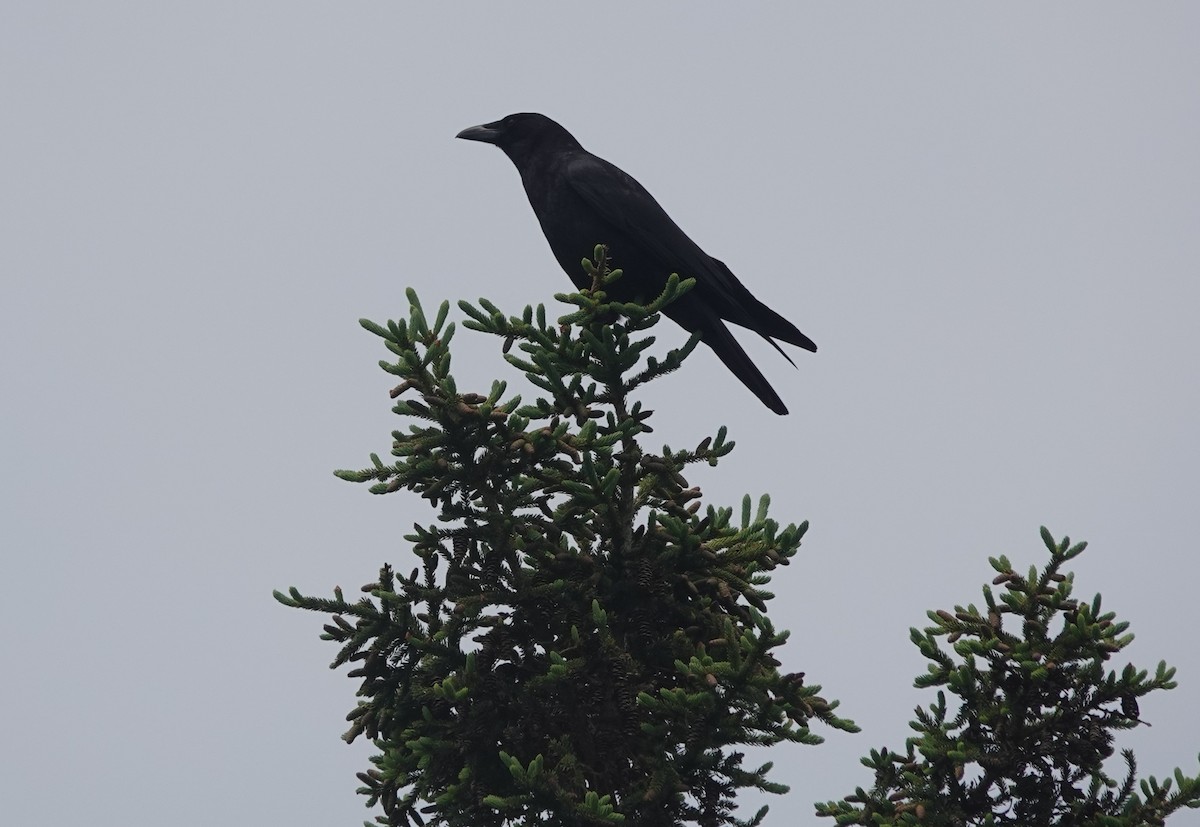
[816,528,1200,826]
[277,249,857,827]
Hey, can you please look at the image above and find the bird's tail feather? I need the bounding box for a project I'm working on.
[702,319,789,415]
[757,331,798,368]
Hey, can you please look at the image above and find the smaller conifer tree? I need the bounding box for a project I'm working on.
[277,249,856,827]
[816,528,1200,826]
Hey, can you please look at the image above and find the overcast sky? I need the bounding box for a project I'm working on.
[3,4,1198,825]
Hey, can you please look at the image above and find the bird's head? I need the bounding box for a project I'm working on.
[456,113,582,166]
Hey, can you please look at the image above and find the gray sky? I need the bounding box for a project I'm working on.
[3,3,1198,824]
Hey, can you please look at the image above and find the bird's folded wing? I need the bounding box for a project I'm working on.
[564,155,815,352]
[564,155,737,295]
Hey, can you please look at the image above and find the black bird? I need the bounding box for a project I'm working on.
[456,113,816,415]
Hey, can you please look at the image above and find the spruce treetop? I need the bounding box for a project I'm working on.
[816,528,1200,826]
[278,249,855,827]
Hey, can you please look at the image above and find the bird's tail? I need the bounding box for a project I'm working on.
[701,318,789,415]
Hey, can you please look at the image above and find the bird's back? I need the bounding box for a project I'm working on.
[521,150,815,352]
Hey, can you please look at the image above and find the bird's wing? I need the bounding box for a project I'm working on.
[564,154,815,352]
[564,154,724,287]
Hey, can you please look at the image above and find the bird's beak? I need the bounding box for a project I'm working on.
[456,122,502,144]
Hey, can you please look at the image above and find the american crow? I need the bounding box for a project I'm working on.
[456,113,816,415]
